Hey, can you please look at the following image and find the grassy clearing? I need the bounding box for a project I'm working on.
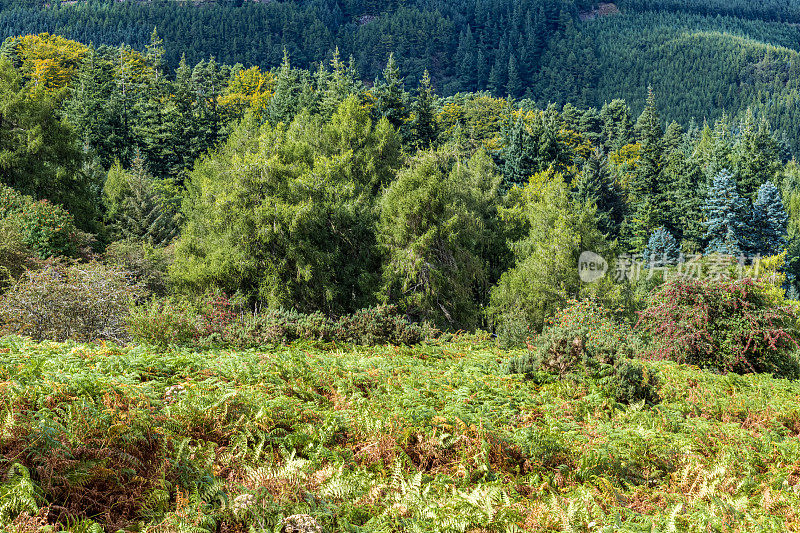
[1,336,800,532]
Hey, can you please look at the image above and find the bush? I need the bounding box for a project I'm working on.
[333,305,427,345]
[127,296,432,348]
[104,239,173,295]
[508,299,640,380]
[0,183,78,258]
[636,277,800,379]
[0,261,142,342]
[608,359,661,405]
[0,220,37,292]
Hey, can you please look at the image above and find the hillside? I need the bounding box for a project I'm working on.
[2,336,800,531]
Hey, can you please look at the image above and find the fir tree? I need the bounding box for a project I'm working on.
[372,53,409,132]
[104,153,179,246]
[266,49,302,124]
[733,110,781,201]
[502,116,536,188]
[573,148,623,238]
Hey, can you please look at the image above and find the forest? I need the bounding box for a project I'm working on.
[3,0,800,531]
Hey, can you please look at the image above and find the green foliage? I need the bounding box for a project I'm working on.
[609,358,662,405]
[0,57,98,231]
[0,220,36,292]
[379,148,501,329]
[127,294,430,349]
[0,183,77,259]
[489,177,615,337]
[0,260,141,342]
[637,277,800,378]
[508,299,640,380]
[103,155,180,246]
[103,239,173,296]
[0,464,41,523]
[3,334,800,530]
[173,96,401,315]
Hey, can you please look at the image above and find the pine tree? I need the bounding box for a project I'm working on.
[642,227,679,267]
[600,99,634,151]
[506,54,523,97]
[733,110,781,201]
[703,170,749,256]
[625,87,665,250]
[750,181,788,256]
[502,116,536,188]
[321,48,362,117]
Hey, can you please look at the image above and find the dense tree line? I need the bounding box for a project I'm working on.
[1,31,799,335]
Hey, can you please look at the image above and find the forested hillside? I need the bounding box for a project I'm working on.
[2,0,800,148]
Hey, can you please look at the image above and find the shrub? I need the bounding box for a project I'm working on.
[0,183,78,258]
[608,359,661,405]
[508,299,640,380]
[125,297,201,347]
[0,260,142,342]
[333,305,427,345]
[636,277,800,379]
[0,220,37,292]
[127,297,432,348]
[104,239,174,295]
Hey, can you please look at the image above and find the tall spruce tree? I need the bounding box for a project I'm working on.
[625,87,665,251]
[372,53,409,132]
[573,148,623,238]
[103,153,179,246]
[750,181,788,257]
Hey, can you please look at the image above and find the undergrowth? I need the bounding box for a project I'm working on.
[1,337,800,531]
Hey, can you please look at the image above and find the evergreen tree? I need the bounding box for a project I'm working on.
[573,148,623,238]
[266,49,303,125]
[103,153,179,246]
[642,226,679,267]
[703,170,749,256]
[625,87,665,250]
[750,181,788,256]
[506,54,523,97]
[502,116,536,188]
[733,110,781,201]
[600,99,634,151]
[372,53,409,132]
[409,70,438,149]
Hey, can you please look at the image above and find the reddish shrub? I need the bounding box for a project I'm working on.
[636,277,800,378]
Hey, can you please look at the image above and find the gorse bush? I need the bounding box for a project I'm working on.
[637,277,800,378]
[508,299,640,380]
[0,261,142,342]
[127,296,431,348]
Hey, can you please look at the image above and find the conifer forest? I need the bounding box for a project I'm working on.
[6,0,800,531]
